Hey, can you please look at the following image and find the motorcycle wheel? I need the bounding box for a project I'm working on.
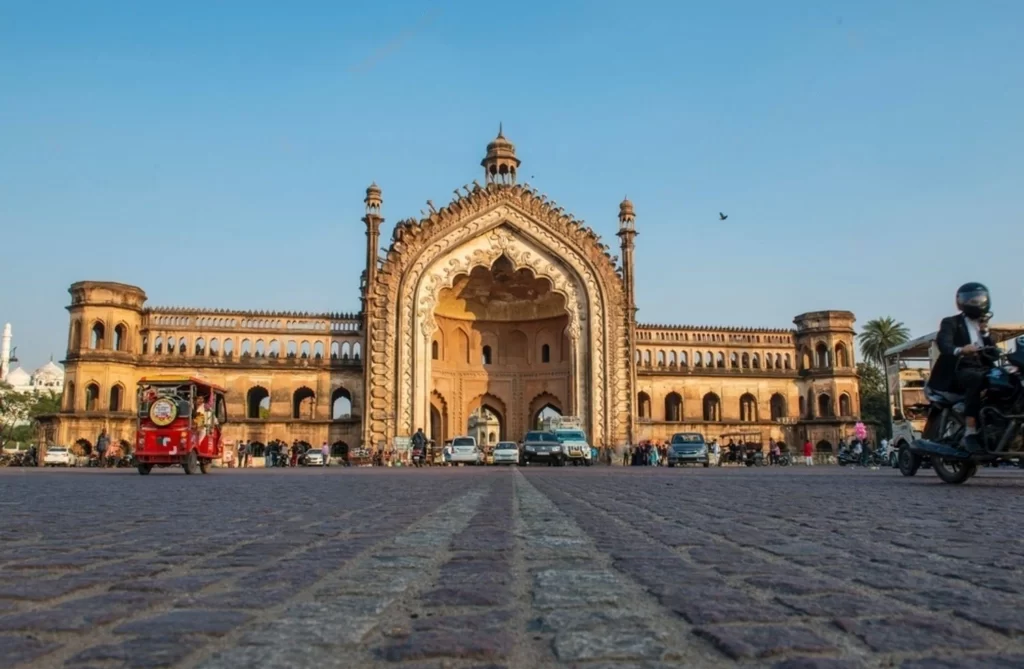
[933,458,977,484]
[898,444,921,477]
[137,463,152,476]
[182,450,199,475]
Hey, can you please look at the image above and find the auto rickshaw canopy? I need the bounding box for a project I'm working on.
[137,375,227,395]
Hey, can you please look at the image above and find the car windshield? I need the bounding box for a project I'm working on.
[452,438,475,447]
[49,448,67,453]
[525,432,558,442]
[495,443,517,450]
[671,434,704,445]
[555,431,586,442]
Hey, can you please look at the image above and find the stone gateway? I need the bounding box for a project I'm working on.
[42,131,860,456]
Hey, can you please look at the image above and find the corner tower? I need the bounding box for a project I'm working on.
[361,183,384,450]
[617,197,638,445]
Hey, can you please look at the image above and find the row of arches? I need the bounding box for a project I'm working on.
[801,342,852,370]
[71,321,131,353]
[635,390,854,422]
[637,349,794,371]
[637,330,792,345]
[65,381,126,413]
[431,325,568,366]
[244,386,355,420]
[143,337,361,360]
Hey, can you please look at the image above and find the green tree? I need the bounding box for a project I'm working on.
[0,386,62,448]
[856,362,891,439]
[857,317,911,368]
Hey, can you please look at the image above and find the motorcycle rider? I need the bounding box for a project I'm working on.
[412,428,427,466]
[929,282,995,453]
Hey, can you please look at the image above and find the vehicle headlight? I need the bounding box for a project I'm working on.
[552,446,561,452]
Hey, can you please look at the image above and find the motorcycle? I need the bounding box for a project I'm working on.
[411,447,424,468]
[909,343,1024,484]
[837,448,861,466]
[776,452,791,467]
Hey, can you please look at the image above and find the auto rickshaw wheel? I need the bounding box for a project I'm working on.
[183,450,199,475]
[199,458,209,474]
[137,463,152,476]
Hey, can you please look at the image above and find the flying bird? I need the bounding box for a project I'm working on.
[719,212,728,221]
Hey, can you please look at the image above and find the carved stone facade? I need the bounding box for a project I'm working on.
[42,131,860,453]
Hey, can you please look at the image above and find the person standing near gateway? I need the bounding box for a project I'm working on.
[321,441,330,467]
[96,429,110,468]
[802,438,814,466]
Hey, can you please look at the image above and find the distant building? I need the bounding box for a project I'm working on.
[0,323,64,395]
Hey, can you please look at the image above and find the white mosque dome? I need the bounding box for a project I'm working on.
[30,360,64,389]
[4,367,31,387]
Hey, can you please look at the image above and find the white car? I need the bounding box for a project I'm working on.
[449,436,482,465]
[304,450,324,466]
[491,441,519,465]
[44,447,75,467]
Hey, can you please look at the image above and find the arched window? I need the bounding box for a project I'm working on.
[314,341,324,359]
[542,344,551,363]
[300,341,311,359]
[482,345,492,365]
[665,392,683,422]
[765,353,773,369]
[65,381,76,411]
[167,336,177,355]
[694,351,703,368]
[70,320,82,352]
[154,336,163,354]
[741,353,750,369]
[247,386,270,419]
[109,384,124,412]
[432,340,440,360]
[680,351,688,367]
[85,383,100,411]
[702,393,721,422]
[331,387,353,419]
[269,340,281,358]
[635,350,642,364]
[224,339,234,356]
[353,342,361,359]
[730,352,739,369]
[241,339,251,355]
[770,393,787,420]
[715,352,723,368]
[818,393,832,418]
[799,395,806,418]
[195,338,206,356]
[751,354,760,369]
[800,349,812,370]
[643,350,651,366]
[113,324,127,351]
[178,338,186,355]
[657,351,666,366]
[835,343,850,368]
[331,342,340,359]
[637,392,652,419]
[255,340,265,357]
[209,338,220,355]
[739,393,757,422]
[784,354,791,370]
[839,393,852,416]
[286,341,298,358]
[816,342,830,369]
[292,387,316,419]
[90,322,105,350]
[668,351,677,366]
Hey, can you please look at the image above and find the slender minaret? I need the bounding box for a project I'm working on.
[361,183,384,452]
[0,323,11,382]
[616,199,638,447]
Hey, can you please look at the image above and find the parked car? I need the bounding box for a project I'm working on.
[667,433,710,467]
[520,431,565,466]
[43,446,76,467]
[449,436,482,465]
[304,449,324,466]
[491,441,519,465]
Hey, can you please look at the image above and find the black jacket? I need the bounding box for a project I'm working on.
[929,314,994,391]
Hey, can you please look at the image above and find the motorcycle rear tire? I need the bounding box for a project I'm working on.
[933,458,977,484]
[137,463,152,476]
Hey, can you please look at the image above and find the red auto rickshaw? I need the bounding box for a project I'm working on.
[134,375,226,475]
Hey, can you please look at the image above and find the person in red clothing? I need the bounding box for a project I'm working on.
[803,439,814,466]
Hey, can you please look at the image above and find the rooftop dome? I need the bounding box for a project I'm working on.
[33,360,64,380]
[481,124,521,185]
[4,367,30,386]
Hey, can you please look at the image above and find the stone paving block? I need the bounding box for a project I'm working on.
[746,574,852,596]
[65,638,194,668]
[778,592,909,617]
[901,656,1024,668]
[0,634,61,667]
[660,584,793,624]
[694,624,837,660]
[954,602,1024,636]
[115,609,251,637]
[834,615,991,652]
[772,659,865,669]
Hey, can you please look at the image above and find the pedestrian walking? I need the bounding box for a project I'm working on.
[803,439,814,466]
[96,429,110,468]
[321,441,330,467]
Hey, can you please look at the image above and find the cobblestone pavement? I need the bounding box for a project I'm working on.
[2,466,1024,668]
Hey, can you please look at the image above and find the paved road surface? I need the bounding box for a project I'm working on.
[2,466,1023,668]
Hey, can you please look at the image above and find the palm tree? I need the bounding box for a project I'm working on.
[858,317,910,367]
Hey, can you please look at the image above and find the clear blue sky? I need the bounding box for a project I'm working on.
[2,0,1022,371]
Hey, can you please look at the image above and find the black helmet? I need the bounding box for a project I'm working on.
[956,282,990,319]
